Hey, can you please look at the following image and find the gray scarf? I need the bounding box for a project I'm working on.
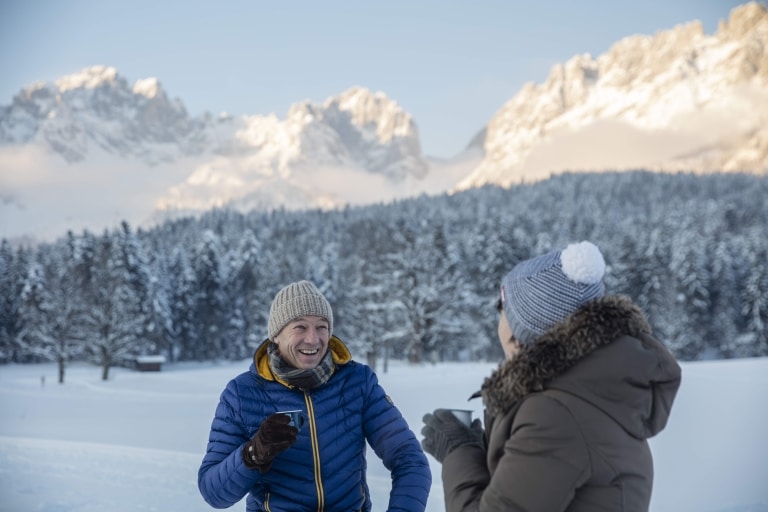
[267,342,335,389]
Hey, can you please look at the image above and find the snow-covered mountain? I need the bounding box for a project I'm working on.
[0,67,434,216]
[1,2,766,242]
[0,66,212,165]
[154,86,435,216]
[457,1,768,190]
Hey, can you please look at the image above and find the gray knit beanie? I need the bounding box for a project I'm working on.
[500,241,606,345]
[268,280,333,340]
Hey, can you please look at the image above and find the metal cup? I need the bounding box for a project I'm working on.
[447,409,473,427]
[277,409,302,429]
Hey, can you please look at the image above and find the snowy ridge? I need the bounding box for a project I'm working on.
[457,1,768,190]
[1,3,767,242]
[0,67,430,217]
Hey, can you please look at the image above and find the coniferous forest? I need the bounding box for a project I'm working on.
[1,170,766,382]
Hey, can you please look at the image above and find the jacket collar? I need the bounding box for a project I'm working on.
[253,335,352,385]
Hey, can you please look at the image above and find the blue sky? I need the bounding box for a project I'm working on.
[0,0,746,157]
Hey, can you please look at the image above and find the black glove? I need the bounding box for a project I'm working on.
[243,413,298,472]
[421,409,484,463]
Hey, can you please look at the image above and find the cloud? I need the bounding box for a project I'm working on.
[0,145,198,242]
[0,145,59,188]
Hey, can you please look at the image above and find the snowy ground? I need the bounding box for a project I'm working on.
[1,357,767,512]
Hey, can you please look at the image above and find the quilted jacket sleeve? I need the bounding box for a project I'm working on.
[363,368,432,512]
[198,379,261,508]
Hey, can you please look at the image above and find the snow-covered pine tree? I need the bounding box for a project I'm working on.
[740,234,768,357]
[18,233,93,382]
[191,230,227,360]
[0,240,29,362]
[81,229,147,380]
[166,247,198,362]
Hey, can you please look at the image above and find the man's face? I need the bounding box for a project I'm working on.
[273,316,330,369]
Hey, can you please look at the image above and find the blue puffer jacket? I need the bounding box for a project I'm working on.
[198,337,431,511]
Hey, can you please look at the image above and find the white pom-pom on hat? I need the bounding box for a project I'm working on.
[560,241,605,284]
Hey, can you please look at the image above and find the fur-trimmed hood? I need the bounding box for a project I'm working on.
[480,295,681,439]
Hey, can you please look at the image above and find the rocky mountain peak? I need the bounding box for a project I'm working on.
[0,65,206,164]
[149,86,429,216]
[329,86,417,142]
[719,1,767,39]
[257,86,427,179]
[456,1,768,190]
[54,65,121,92]
[132,77,162,99]
[716,2,768,83]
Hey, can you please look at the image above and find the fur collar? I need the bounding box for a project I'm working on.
[481,295,651,417]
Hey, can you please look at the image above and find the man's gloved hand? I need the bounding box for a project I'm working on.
[421,409,484,463]
[243,413,298,472]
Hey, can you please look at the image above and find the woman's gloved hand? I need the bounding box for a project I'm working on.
[421,408,484,463]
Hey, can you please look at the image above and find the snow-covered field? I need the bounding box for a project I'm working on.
[1,357,767,512]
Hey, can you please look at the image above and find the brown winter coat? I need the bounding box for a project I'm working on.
[441,295,681,512]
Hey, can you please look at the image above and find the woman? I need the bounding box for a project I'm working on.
[421,241,681,511]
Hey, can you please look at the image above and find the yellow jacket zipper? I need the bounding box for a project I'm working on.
[304,392,324,511]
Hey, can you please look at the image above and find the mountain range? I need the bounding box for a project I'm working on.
[1,1,766,243]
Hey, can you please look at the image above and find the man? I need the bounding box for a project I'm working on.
[199,280,431,511]
[421,241,681,511]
